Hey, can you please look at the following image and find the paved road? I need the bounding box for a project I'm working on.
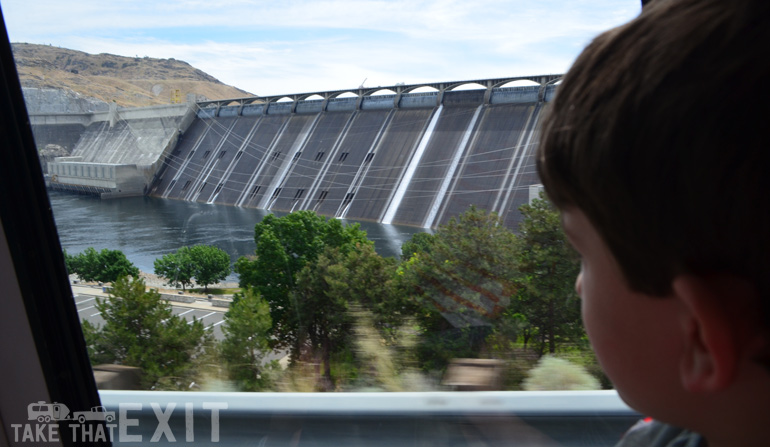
[72,285,228,340]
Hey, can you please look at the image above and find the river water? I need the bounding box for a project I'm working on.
[48,191,430,280]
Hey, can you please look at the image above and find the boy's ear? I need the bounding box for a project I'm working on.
[672,274,760,393]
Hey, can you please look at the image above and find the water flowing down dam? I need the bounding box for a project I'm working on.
[148,76,558,229]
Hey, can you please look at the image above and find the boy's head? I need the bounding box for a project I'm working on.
[539,0,770,305]
[537,0,770,440]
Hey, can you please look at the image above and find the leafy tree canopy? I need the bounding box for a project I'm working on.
[401,206,518,329]
[220,287,278,391]
[154,245,231,292]
[153,246,195,290]
[400,231,434,261]
[398,206,519,370]
[66,247,139,283]
[290,243,402,389]
[234,211,371,347]
[81,276,212,389]
[513,196,583,356]
[188,245,231,292]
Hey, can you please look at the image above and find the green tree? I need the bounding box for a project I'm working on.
[399,206,519,371]
[341,244,404,335]
[292,247,355,390]
[220,287,278,391]
[234,211,370,353]
[63,248,74,273]
[67,247,139,283]
[514,196,583,356]
[188,245,231,292]
[82,276,212,389]
[290,243,403,389]
[154,245,231,292]
[153,246,195,290]
[400,231,434,261]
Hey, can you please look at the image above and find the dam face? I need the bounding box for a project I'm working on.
[149,85,553,229]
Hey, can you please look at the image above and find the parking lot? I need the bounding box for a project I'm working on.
[72,285,228,340]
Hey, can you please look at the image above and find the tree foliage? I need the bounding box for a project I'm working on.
[290,243,402,389]
[400,231,434,261]
[513,196,583,356]
[154,245,231,292]
[234,211,417,390]
[220,287,278,391]
[398,201,584,371]
[82,276,212,389]
[153,246,195,290]
[291,247,357,389]
[398,206,519,370]
[234,211,371,350]
[188,245,231,292]
[65,247,139,283]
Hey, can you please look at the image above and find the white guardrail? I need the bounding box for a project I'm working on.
[97,390,640,446]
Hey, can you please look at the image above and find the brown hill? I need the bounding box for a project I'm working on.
[12,42,253,108]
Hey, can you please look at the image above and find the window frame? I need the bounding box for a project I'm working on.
[0,9,104,447]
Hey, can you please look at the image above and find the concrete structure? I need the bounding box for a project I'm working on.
[92,364,142,390]
[442,358,505,391]
[37,102,197,198]
[160,292,197,304]
[196,74,559,115]
[47,159,149,197]
[151,75,560,229]
[33,75,560,228]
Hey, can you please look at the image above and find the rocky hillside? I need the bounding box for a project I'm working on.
[12,43,252,108]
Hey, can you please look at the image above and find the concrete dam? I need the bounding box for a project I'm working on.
[35,75,559,229]
[151,76,557,229]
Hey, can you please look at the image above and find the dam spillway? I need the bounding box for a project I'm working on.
[148,80,556,229]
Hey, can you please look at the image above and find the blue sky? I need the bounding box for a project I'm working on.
[1,0,640,96]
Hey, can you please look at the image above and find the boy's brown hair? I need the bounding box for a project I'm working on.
[537,0,770,325]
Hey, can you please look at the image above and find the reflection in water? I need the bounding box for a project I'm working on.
[48,191,431,279]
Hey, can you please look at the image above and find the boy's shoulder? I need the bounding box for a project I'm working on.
[616,419,705,447]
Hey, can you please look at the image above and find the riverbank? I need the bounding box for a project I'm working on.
[69,271,240,297]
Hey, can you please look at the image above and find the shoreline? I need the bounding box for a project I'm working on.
[69,271,240,296]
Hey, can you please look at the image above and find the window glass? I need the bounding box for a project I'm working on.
[2,0,639,395]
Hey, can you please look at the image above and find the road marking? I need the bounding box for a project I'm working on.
[90,312,101,317]
[76,297,96,304]
[77,306,95,313]
[189,311,216,324]
[160,308,201,324]
[207,320,226,330]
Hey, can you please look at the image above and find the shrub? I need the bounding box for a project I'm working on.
[522,355,600,391]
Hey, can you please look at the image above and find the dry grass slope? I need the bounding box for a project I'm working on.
[13,42,253,108]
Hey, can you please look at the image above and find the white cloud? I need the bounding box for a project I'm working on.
[2,0,640,96]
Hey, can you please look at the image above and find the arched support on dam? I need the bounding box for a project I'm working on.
[196,74,561,117]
